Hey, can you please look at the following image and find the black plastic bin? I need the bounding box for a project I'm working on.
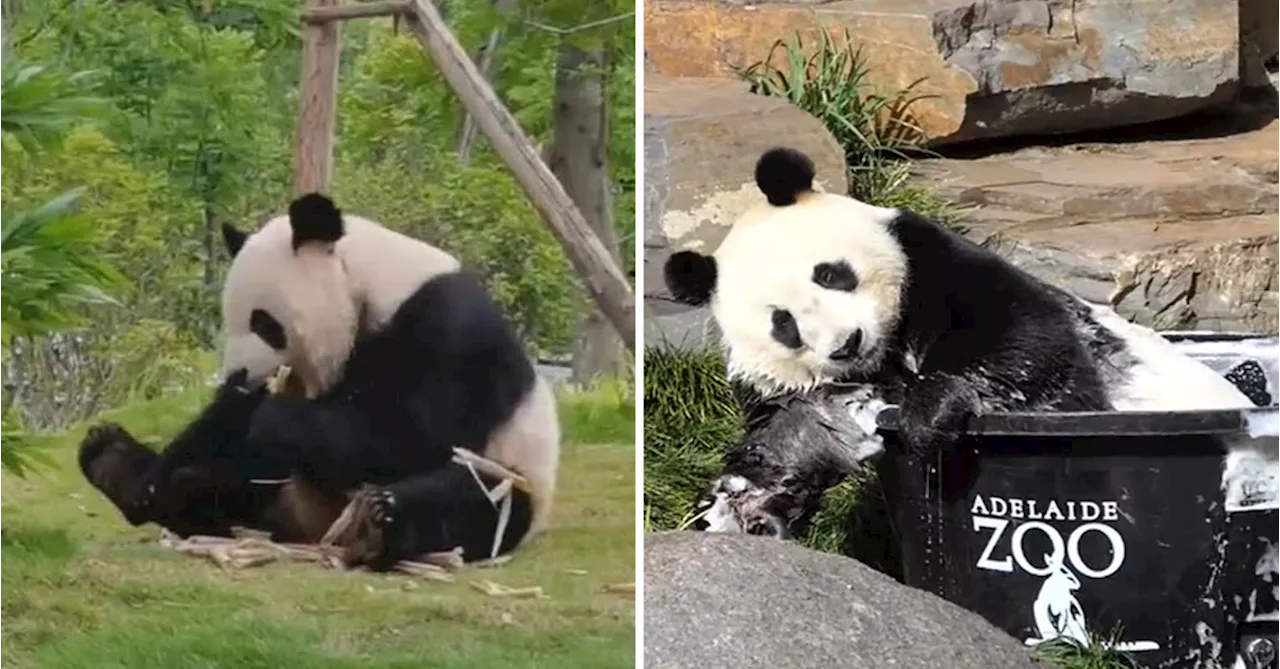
[876,334,1280,669]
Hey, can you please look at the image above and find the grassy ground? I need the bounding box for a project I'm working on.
[1,381,636,669]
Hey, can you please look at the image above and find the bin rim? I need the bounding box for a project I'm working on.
[1159,331,1278,343]
[874,405,1278,437]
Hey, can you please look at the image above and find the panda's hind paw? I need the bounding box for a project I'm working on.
[370,489,397,526]
[338,486,399,571]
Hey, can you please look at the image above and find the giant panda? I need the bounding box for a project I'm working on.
[664,146,1254,538]
[80,193,560,568]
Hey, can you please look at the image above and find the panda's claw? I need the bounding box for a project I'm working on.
[84,422,128,445]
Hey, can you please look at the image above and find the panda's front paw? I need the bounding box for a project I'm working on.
[898,375,977,457]
[691,475,750,532]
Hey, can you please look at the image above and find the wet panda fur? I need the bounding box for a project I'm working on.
[80,194,560,568]
[665,146,1254,538]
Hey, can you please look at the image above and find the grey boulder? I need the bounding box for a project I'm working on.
[644,531,1043,669]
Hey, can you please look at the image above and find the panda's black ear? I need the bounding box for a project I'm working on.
[288,192,345,251]
[664,250,717,306]
[222,223,248,258]
[755,147,815,206]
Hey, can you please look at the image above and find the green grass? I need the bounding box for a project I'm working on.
[1033,636,1144,669]
[1,382,636,669]
[641,346,740,532]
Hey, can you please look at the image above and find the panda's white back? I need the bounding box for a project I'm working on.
[1086,301,1255,411]
[330,214,461,330]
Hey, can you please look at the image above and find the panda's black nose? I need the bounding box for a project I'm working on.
[829,330,863,361]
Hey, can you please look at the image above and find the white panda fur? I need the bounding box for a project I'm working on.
[217,193,560,561]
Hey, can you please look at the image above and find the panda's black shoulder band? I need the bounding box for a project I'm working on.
[755,147,815,207]
[288,192,345,250]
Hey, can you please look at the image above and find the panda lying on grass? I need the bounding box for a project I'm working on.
[79,194,560,569]
[664,147,1255,539]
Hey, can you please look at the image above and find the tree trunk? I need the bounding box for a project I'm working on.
[548,43,622,383]
[293,0,342,196]
[455,0,516,164]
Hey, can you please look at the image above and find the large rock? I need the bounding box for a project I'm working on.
[644,531,1044,669]
[644,76,847,348]
[918,119,1280,333]
[645,0,1242,145]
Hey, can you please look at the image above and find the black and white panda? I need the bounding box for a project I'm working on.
[664,146,1253,537]
[81,193,560,568]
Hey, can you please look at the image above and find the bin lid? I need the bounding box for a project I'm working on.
[874,406,1277,438]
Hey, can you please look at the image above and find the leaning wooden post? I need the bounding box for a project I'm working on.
[293,0,343,196]
[403,0,636,353]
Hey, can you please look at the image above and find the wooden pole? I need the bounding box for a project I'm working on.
[292,0,342,197]
[403,0,635,352]
[302,0,411,23]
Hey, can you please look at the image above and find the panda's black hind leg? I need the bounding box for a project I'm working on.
[339,464,534,571]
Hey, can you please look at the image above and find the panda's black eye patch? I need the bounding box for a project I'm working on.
[770,308,803,350]
[249,309,287,351]
[812,261,858,292]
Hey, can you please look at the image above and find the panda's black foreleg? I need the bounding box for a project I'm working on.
[897,370,979,457]
[339,463,534,571]
[247,394,452,492]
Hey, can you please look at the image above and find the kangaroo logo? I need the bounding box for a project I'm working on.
[1032,553,1089,646]
[1023,552,1161,652]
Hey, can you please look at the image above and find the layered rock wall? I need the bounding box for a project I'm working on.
[645,0,1255,145]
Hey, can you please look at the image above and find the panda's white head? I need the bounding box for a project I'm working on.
[220,194,463,397]
[663,148,908,396]
[219,193,360,396]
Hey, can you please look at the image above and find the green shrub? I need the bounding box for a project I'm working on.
[738,23,968,225]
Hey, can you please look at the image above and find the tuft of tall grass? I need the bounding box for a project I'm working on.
[738,23,969,225]
[1033,632,1145,669]
[642,347,742,532]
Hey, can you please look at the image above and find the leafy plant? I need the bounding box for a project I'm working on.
[1,188,127,344]
[0,408,58,479]
[1,56,123,476]
[0,59,106,154]
[738,24,965,223]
